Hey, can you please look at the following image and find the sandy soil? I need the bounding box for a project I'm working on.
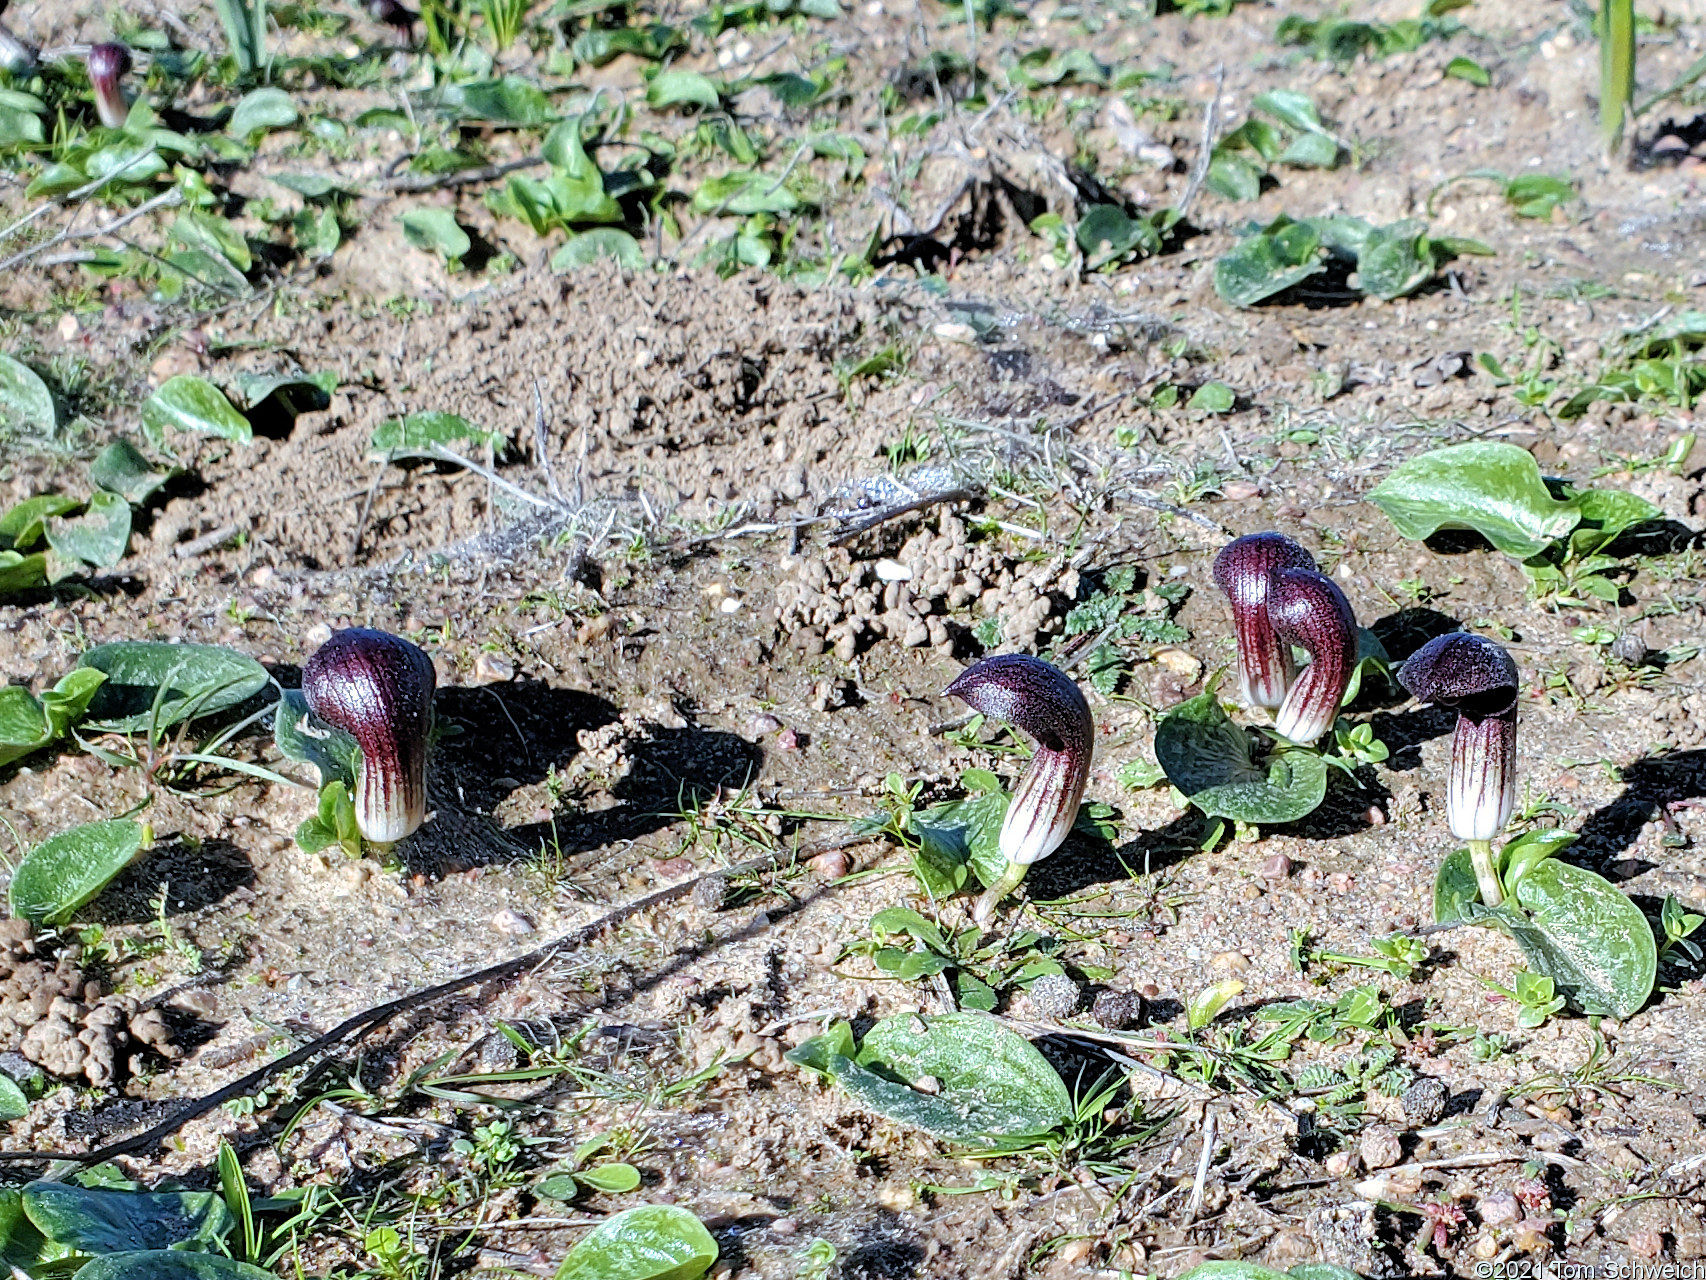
[2,0,1706,1272]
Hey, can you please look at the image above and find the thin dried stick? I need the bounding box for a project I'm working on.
[1176,63,1224,222]
[0,184,181,276]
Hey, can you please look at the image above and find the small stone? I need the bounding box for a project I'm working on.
[718,596,743,614]
[1260,853,1293,881]
[1360,1124,1403,1170]
[304,622,333,649]
[692,874,730,912]
[473,652,515,684]
[1027,973,1082,1020]
[1210,950,1250,971]
[1091,989,1145,1030]
[1402,1075,1448,1126]
[874,558,912,582]
[1473,1232,1500,1261]
[490,908,534,935]
[1153,648,1203,682]
[57,313,80,341]
[769,1218,798,1237]
[577,615,613,644]
[1222,479,1260,501]
[1138,983,1160,1000]
[749,713,784,736]
[1628,1228,1664,1259]
[808,849,850,878]
[1324,1150,1359,1177]
[1611,632,1648,666]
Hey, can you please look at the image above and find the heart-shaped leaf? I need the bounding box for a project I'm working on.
[229,87,299,139]
[8,820,145,925]
[0,494,81,552]
[0,353,56,436]
[646,70,722,111]
[400,208,471,262]
[272,688,359,790]
[1434,849,1656,1018]
[0,551,46,594]
[1367,442,1582,557]
[89,442,172,504]
[367,411,504,461]
[1213,216,1325,307]
[0,668,105,769]
[46,491,131,569]
[77,642,271,733]
[24,1182,232,1253]
[554,1204,717,1280]
[551,229,646,272]
[788,1012,1073,1142]
[1155,689,1327,824]
[141,376,252,447]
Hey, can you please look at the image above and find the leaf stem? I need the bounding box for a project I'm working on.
[972,861,1029,928]
[1468,838,1503,908]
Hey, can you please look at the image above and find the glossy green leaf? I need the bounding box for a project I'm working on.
[693,170,799,215]
[1444,56,1490,85]
[1436,849,1656,1018]
[0,668,106,768]
[1213,216,1324,306]
[911,774,1009,892]
[229,87,299,139]
[534,1174,581,1201]
[141,376,252,447]
[1155,689,1327,824]
[577,1164,642,1194]
[1188,381,1235,412]
[1187,979,1245,1031]
[75,1251,275,1280]
[1511,859,1656,1018]
[854,1012,1072,1139]
[295,780,361,857]
[0,551,47,594]
[552,229,646,272]
[271,172,345,199]
[790,1013,1072,1141]
[0,105,45,148]
[368,411,504,461]
[90,442,172,504]
[8,820,145,925]
[1075,204,1142,267]
[0,353,56,436]
[1356,219,1433,300]
[46,491,131,568]
[1367,442,1583,557]
[1252,89,1327,135]
[554,1204,717,1280]
[1279,130,1338,167]
[170,211,253,272]
[0,1075,25,1121]
[400,208,471,262]
[24,1182,233,1252]
[0,494,81,551]
[647,70,722,111]
[77,641,271,733]
[273,689,358,790]
[453,77,552,125]
[233,370,337,415]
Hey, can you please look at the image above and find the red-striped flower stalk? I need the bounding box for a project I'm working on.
[945,655,1093,926]
[1212,533,1318,710]
[1269,568,1358,746]
[303,628,437,847]
[1398,632,1519,907]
